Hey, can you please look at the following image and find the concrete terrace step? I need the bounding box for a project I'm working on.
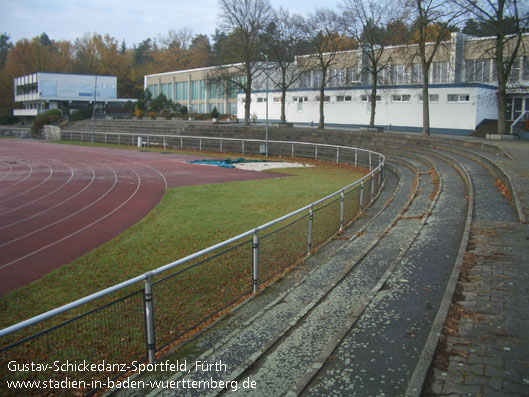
[107,145,475,396]
[108,158,418,397]
[80,121,524,396]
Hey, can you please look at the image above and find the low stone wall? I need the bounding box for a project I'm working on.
[44,125,61,140]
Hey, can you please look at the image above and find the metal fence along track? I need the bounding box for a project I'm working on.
[0,132,385,395]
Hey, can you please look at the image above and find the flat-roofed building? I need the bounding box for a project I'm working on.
[144,32,529,137]
[13,72,134,123]
[144,65,242,116]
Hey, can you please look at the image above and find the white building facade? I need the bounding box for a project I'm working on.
[144,33,529,137]
[13,72,132,122]
[243,33,529,136]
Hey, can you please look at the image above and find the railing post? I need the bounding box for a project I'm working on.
[252,231,259,294]
[355,149,358,167]
[307,205,314,256]
[340,190,345,232]
[143,274,156,364]
[180,137,183,150]
[220,139,223,153]
[336,147,339,163]
[200,138,202,151]
[360,181,364,212]
[291,143,294,158]
[118,134,120,145]
[242,140,245,155]
[315,145,318,160]
[70,131,73,141]
[371,175,374,202]
[369,151,372,170]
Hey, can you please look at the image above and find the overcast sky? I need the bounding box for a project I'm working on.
[2,0,340,46]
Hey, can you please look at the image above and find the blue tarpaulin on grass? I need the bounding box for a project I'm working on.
[187,158,277,168]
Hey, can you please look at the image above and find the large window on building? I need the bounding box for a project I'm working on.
[410,63,423,84]
[208,81,218,99]
[313,70,322,88]
[391,64,410,85]
[523,56,529,81]
[298,71,311,88]
[161,83,173,100]
[191,80,199,100]
[175,81,188,101]
[510,57,521,82]
[432,61,449,83]
[199,80,206,100]
[329,68,345,87]
[465,59,491,82]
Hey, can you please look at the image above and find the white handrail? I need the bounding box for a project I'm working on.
[510,110,529,135]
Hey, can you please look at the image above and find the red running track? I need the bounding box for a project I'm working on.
[0,140,285,295]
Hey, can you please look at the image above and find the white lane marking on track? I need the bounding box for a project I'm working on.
[0,163,94,230]
[0,165,119,249]
[0,167,142,269]
[0,161,55,207]
[0,160,33,194]
[0,161,13,183]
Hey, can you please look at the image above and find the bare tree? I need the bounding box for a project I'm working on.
[263,8,308,124]
[158,27,194,50]
[342,0,404,127]
[454,0,528,135]
[407,0,461,135]
[218,0,273,124]
[303,8,347,129]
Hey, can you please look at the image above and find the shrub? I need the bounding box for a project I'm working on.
[0,114,17,125]
[179,105,188,115]
[135,108,145,119]
[160,110,174,120]
[146,112,157,120]
[32,110,62,135]
[69,106,92,121]
[211,107,220,119]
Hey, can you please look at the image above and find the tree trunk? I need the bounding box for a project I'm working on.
[497,85,508,135]
[421,62,430,136]
[495,35,507,135]
[244,90,251,125]
[244,70,252,125]
[370,75,377,127]
[281,88,286,124]
[318,82,325,129]
[280,69,287,124]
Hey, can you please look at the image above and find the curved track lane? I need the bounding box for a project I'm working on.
[0,140,284,295]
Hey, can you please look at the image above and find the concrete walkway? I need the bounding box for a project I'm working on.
[425,140,529,396]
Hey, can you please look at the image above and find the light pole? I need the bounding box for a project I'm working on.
[91,75,97,143]
[265,56,269,158]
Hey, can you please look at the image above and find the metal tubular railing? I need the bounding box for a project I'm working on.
[510,110,529,135]
[1,131,385,395]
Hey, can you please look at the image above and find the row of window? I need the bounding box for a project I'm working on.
[253,93,471,104]
[148,79,243,102]
[294,56,529,88]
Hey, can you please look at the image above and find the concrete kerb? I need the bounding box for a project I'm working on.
[446,146,525,224]
[405,152,474,397]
